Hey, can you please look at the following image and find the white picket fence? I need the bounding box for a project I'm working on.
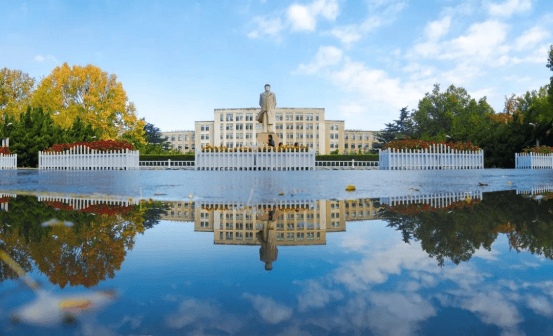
[379,145,484,170]
[1,137,17,170]
[515,152,553,169]
[380,191,483,208]
[39,146,139,170]
[195,148,315,171]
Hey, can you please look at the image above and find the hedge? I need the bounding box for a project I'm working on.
[139,154,379,162]
[316,154,378,161]
[139,154,195,161]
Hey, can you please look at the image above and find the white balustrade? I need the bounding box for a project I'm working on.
[515,152,553,169]
[316,160,378,169]
[0,193,16,212]
[39,146,139,170]
[379,145,484,170]
[195,148,315,171]
[139,160,195,169]
[516,185,553,195]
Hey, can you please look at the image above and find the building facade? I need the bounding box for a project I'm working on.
[162,108,379,155]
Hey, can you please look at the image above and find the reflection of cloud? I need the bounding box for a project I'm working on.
[454,291,523,335]
[332,292,436,336]
[242,293,293,324]
[297,279,343,312]
[166,299,218,329]
[526,295,553,318]
[333,241,437,291]
[166,298,242,334]
[276,324,313,336]
[473,247,500,261]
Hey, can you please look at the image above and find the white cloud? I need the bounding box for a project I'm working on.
[287,0,339,32]
[327,2,406,45]
[248,16,284,40]
[296,46,343,74]
[439,20,509,61]
[514,26,550,51]
[34,54,57,63]
[424,16,451,41]
[296,280,344,312]
[488,0,532,18]
[242,293,293,324]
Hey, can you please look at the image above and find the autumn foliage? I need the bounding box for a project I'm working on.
[522,145,553,154]
[0,147,11,155]
[44,140,135,153]
[383,139,480,151]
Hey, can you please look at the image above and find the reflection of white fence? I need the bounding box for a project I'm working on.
[380,191,482,208]
[37,195,140,209]
[0,193,16,212]
[516,185,553,195]
[195,149,315,171]
[515,153,553,169]
[39,146,139,170]
[316,160,378,170]
[1,138,17,170]
[140,160,195,169]
[379,145,483,170]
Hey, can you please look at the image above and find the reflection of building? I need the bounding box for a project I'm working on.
[159,199,382,245]
[161,108,380,154]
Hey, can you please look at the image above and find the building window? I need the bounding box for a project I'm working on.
[296,124,303,130]
[276,123,283,130]
[306,113,313,121]
[316,114,319,121]
[226,113,233,121]
[185,135,189,141]
[236,114,243,121]
[345,134,348,140]
[286,123,293,130]
[295,113,303,121]
[226,124,234,131]
[286,113,293,121]
[171,136,175,141]
[236,124,243,130]
[220,114,223,121]
[275,113,283,121]
[246,113,253,121]
[201,134,205,140]
[246,123,253,130]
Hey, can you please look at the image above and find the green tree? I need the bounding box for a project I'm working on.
[411,84,494,142]
[547,45,553,106]
[376,107,413,145]
[1,107,99,167]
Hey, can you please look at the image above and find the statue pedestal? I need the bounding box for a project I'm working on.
[256,132,280,147]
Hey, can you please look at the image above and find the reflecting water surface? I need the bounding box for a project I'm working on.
[1,187,553,335]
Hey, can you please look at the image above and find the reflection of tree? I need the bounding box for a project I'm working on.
[380,191,553,266]
[0,196,164,287]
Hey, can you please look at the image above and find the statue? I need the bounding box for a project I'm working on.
[257,84,277,133]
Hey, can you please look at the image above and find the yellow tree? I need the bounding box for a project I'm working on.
[0,68,36,120]
[32,63,145,142]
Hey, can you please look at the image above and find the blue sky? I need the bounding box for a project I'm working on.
[1,0,552,132]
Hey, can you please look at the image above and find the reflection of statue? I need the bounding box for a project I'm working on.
[257,209,278,270]
[257,84,277,133]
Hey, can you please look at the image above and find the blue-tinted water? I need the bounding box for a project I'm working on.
[1,170,553,335]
